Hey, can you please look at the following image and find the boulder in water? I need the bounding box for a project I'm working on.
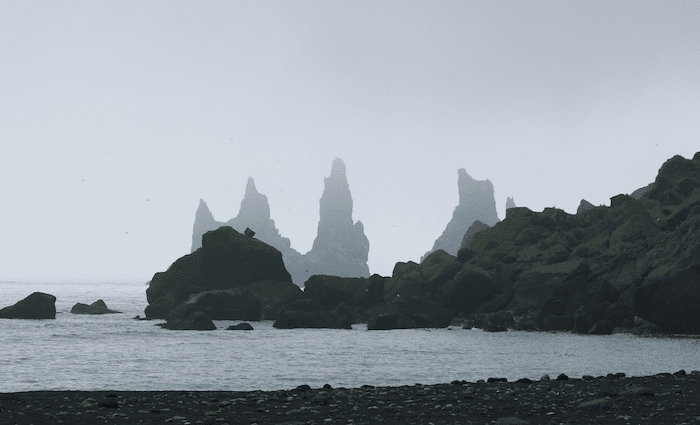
[71,300,121,315]
[0,292,56,319]
[159,311,216,330]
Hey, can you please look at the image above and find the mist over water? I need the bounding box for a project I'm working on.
[2,281,697,393]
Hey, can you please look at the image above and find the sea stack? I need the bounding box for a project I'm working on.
[302,158,370,280]
[228,177,295,255]
[422,169,499,261]
[191,199,221,252]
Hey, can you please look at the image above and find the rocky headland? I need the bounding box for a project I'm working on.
[147,152,700,335]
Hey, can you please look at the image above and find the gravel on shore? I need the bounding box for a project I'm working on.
[1,371,699,425]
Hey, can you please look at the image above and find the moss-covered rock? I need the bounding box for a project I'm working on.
[145,226,292,319]
[433,266,501,313]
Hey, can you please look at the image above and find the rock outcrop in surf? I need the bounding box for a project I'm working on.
[0,292,56,319]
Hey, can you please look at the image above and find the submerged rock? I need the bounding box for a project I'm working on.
[71,299,121,315]
[227,322,254,330]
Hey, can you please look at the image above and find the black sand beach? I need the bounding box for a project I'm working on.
[2,371,698,425]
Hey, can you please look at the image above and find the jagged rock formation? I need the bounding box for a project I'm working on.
[422,169,499,261]
[190,159,369,287]
[191,179,295,257]
[506,196,516,210]
[299,158,370,282]
[165,152,700,333]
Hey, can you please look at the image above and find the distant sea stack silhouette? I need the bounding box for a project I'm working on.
[191,178,296,257]
[422,169,499,261]
[190,158,369,286]
[506,196,516,210]
[301,158,370,281]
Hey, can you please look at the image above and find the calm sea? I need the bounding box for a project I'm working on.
[1,281,698,393]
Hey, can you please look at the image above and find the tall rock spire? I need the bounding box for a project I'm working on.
[304,158,370,279]
[422,169,499,261]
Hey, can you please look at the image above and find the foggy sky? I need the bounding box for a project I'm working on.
[1,1,699,282]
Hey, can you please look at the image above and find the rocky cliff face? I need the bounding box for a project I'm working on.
[422,169,499,261]
[190,159,369,287]
[451,152,700,334]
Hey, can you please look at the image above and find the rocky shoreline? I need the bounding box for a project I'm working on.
[2,371,698,425]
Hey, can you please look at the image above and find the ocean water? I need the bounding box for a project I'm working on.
[1,281,698,393]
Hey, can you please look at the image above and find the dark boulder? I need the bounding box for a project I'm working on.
[273,299,348,329]
[392,261,420,278]
[460,220,491,250]
[366,314,398,330]
[146,226,292,319]
[71,300,121,315]
[367,295,453,330]
[0,292,56,319]
[434,265,501,313]
[588,319,614,335]
[146,250,203,318]
[159,311,216,330]
[540,315,573,331]
[243,279,304,320]
[483,311,514,332]
[573,305,596,334]
[356,274,386,308]
[633,263,700,334]
[168,289,261,321]
[303,275,366,311]
[226,322,254,330]
[201,226,292,289]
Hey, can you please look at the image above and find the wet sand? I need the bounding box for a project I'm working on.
[1,371,698,425]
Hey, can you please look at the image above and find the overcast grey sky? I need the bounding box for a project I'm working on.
[1,1,699,282]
